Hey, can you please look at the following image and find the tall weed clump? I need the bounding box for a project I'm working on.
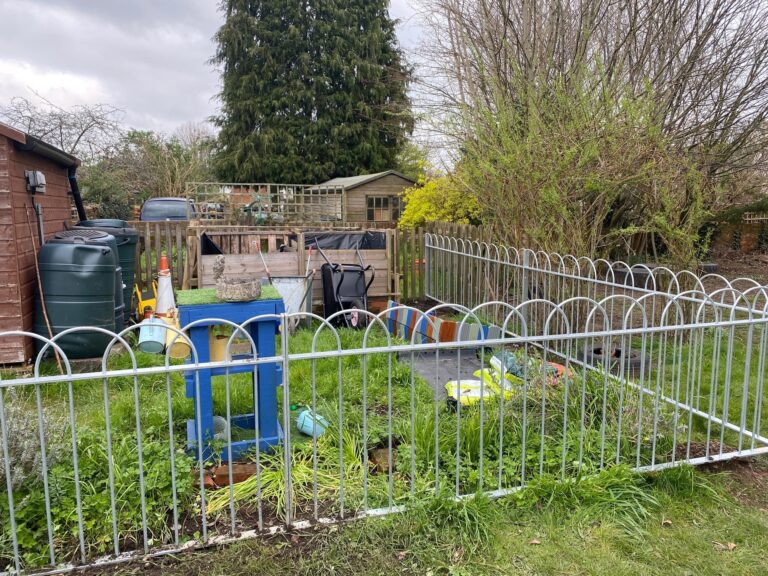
[1,424,194,570]
[0,389,67,491]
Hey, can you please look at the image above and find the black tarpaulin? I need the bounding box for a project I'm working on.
[303,231,386,250]
[200,233,223,255]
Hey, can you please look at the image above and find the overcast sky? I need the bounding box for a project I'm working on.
[0,0,421,134]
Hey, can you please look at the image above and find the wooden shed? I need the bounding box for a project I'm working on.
[0,121,80,364]
[319,170,416,223]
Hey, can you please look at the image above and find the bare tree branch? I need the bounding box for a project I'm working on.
[0,94,125,162]
[412,0,768,183]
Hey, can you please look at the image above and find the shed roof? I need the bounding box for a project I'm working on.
[319,170,416,190]
[0,120,80,167]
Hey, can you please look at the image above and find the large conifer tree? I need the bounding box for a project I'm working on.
[212,0,413,183]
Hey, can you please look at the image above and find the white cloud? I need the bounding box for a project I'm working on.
[390,0,420,49]
[0,59,110,107]
[0,0,422,134]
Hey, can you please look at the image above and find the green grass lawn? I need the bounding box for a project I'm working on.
[96,459,768,576]
[619,325,767,449]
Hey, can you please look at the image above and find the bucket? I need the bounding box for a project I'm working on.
[209,330,252,361]
[163,316,191,359]
[296,409,329,438]
[210,333,230,362]
[138,316,166,354]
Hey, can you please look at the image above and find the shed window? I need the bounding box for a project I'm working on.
[392,196,403,220]
[367,196,403,221]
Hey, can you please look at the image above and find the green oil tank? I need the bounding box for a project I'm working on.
[75,219,138,324]
[34,230,119,359]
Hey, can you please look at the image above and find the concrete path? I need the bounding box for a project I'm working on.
[399,348,486,400]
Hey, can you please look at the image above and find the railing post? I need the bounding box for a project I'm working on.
[418,226,425,302]
[280,313,293,528]
[521,249,529,327]
[424,233,431,301]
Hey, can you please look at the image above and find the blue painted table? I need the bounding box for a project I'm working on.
[178,297,285,461]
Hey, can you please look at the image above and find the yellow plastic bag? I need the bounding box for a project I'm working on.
[444,379,498,406]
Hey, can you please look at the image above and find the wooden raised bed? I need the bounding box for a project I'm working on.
[193,227,398,309]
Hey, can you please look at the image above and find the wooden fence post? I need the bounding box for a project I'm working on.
[388,228,397,299]
[298,231,306,276]
[183,224,196,290]
[143,222,152,292]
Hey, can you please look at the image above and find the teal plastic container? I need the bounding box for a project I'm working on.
[296,409,329,438]
[34,230,118,359]
[75,219,138,324]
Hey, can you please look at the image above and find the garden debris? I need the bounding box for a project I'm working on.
[369,447,395,473]
[491,350,572,384]
[444,378,496,407]
[444,350,573,407]
[489,351,526,380]
[211,463,258,488]
[194,468,217,490]
[193,463,258,490]
[296,408,329,438]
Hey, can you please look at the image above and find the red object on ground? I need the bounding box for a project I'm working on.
[193,464,258,490]
[211,463,258,488]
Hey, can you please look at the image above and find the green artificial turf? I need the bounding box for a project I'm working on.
[176,284,282,306]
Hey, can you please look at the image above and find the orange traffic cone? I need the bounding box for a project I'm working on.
[159,252,170,275]
[155,251,176,316]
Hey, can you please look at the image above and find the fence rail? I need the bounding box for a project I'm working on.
[186,181,347,223]
[424,233,768,327]
[3,230,768,574]
[743,211,768,223]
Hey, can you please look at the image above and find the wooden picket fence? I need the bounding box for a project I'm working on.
[129,221,190,292]
[128,220,478,305]
[393,226,425,302]
[392,222,488,303]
